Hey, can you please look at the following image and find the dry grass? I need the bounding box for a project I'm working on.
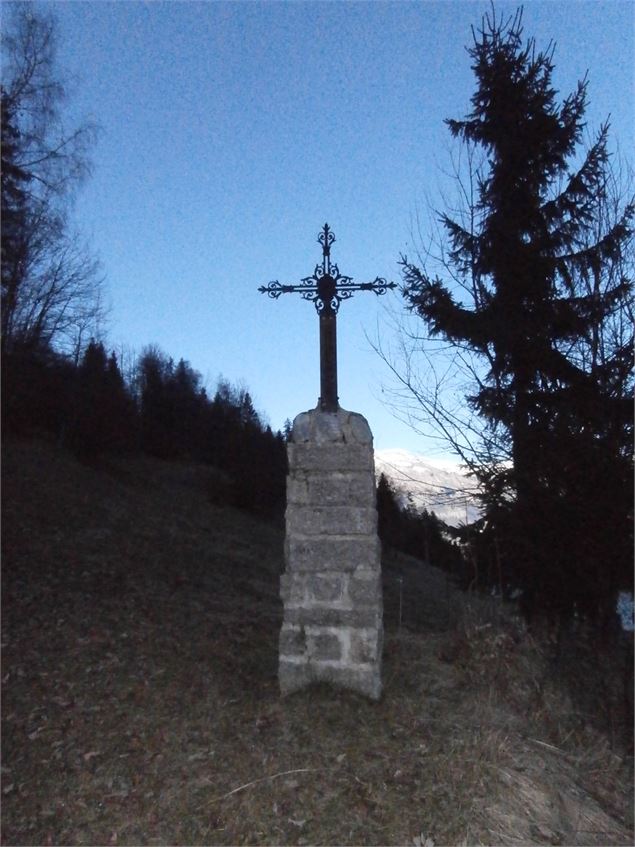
[2,438,633,846]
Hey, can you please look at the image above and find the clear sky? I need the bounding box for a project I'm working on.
[44,0,633,454]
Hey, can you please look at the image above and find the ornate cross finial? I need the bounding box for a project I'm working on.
[259,224,396,412]
[319,222,335,276]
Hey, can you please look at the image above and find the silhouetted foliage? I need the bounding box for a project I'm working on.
[135,346,207,460]
[2,332,287,519]
[401,8,634,623]
[1,91,29,334]
[1,344,73,439]
[377,473,404,548]
[282,419,293,442]
[135,346,169,457]
[69,341,136,457]
[204,380,287,517]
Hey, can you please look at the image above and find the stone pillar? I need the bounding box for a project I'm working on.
[279,407,383,700]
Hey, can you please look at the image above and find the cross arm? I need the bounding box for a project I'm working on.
[258,280,309,299]
[337,277,398,295]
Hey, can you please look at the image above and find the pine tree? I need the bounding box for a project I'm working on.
[376,473,403,549]
[136,346,174,458]
[71,341,135,456]
[401,8,633,621]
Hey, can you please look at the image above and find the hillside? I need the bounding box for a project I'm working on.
[375,449,481,527]
[1,439,633,846]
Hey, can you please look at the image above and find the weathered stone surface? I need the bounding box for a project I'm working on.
[290,408,373,446]
[349,572,382,604]
[348,413,373,444]
[287,472,375,507]
[291,412,314,442]
[309,631,343,661]
[285,606,381,629]
[279,573,299,604]
[278,658,381,700]
[349,628,383,664]
[288,443,373,472]
[279,625,306,656]
[279,406,383,701]
[287,505,376,537]
[305,573,347,604]
[281,573,349,606]
[285,536,381,573]
[313,413,347,444]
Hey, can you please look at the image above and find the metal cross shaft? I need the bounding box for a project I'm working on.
[259,224,397,412]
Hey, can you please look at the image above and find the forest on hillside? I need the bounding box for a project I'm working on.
[2,338,289,518]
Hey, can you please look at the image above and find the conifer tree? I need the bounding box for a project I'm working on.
[401,8,633,620]
[71,341,135,456]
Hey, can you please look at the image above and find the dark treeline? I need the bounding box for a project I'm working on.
[376,472,464,578]
[1,341,288,518]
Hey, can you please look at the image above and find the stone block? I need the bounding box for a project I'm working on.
[287,505,376,537]
[312,412,347,444]
[291,411,314,442]
[305,573,347,604]
[279,656,382,700]
[286,475,310,505]
[349,628,383,664]
[308,630,343,661]
[290,408,373,447]
[347,413,373,444]
[285,536,381,573]
[348,571,382,605]
[280,573,312,604]
[287,472,376,508]
[279,625,306,656]
[285,606,381,629]
[288,443,373,473]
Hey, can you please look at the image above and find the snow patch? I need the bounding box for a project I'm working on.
[375,448,481,527]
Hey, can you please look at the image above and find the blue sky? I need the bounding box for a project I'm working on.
[46,0,633,454]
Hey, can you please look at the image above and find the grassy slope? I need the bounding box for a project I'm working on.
[1,439,632,846]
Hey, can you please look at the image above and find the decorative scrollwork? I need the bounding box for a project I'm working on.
[258,281,295,299]
[318,223,335,264]
[258,226,397,313]
[362,276,398,296]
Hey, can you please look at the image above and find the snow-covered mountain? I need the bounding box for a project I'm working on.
[374,448,481,527]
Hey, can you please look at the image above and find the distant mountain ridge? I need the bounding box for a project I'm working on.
[375,448,481,527]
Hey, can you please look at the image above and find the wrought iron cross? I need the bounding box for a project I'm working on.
[259,224,397,412]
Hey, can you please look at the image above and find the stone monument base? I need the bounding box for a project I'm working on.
[279,406,383,700]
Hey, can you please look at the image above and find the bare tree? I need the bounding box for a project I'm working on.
[1,2,105,356]
[372,138,507,472]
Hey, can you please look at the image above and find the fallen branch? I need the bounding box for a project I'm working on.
[526,737,568,756]
[208,768,318,804]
